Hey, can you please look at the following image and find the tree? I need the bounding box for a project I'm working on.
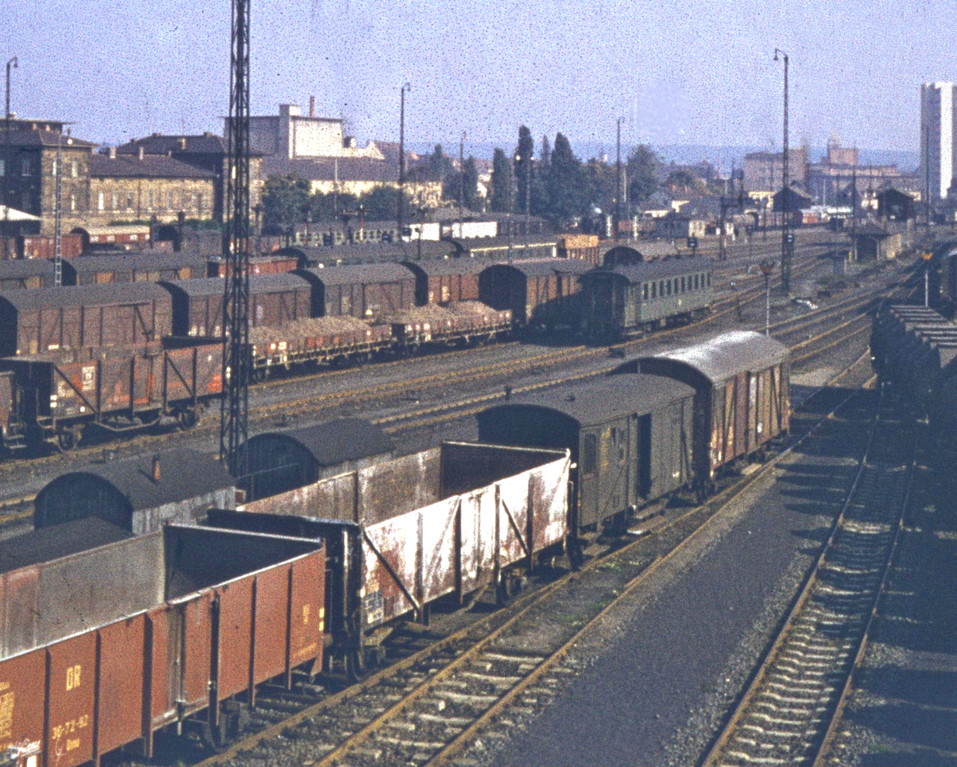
[540,135,551,171]
[262,174,311,233]
[626,144,660,203]
[357,185,413,221]
[489,148,513,213]
[514,126,534,214]
[543,132,587,224]
[443,157,481,211]
[428,144,453,181]
[309,191,358,223]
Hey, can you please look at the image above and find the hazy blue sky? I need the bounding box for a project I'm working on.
[0,0,951,154]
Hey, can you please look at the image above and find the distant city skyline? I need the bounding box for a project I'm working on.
[1,0,951,156]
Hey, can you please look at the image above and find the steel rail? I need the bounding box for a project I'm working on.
[192,345,876,767]
[698,387,917,767]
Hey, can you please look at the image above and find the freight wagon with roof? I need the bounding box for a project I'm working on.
[613,330,790,498]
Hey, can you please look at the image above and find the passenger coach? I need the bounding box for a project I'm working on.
[580,257,712,341]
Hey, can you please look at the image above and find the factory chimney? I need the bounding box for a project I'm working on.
[309,96,315,117]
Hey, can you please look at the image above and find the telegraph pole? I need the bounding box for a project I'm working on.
[3,57,17,261]
[615,116,624,241]
[398,82,411,236]
[774,48,792,292]
[220,0,252,479]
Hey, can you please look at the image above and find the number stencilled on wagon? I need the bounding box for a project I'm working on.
[363,590,384,625]
[65,664,82,691]
[81,366,95,392]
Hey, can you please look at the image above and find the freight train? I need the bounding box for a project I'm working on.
[870,303,957,435]
[0,251,713,453]
[5,329,790,767]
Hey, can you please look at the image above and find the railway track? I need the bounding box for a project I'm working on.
[181,332,879,767]
[699,387,917,767]
[0,243,835,481]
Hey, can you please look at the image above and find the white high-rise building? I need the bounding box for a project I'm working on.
[920,82,956,201]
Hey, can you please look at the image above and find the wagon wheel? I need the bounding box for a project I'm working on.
[344,646,367,682]
[567,539,585,571]
[495,571,524,607]
[177,407,200,430]
[252,368,269,383]
[55,426,80,453]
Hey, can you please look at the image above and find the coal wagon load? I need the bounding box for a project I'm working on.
[614,330,790,497]
[248,315,393,376]
[477,375,695,541]
[382,302,512,352]
[871,305,957,423]
[0,337,222,451]
[478,259,592,329]
[34,448,236,533]
[0,282,173,357]
[0,524,324,767]
[212,441,569,669]
[161,273,313,337]
[579,257,713,341]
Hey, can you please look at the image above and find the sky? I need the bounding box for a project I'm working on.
[0,0,952,159]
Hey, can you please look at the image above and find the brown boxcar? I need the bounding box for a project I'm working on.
[0,338,222,450]
[70,224,152,251]
[161,274,313,336]
[206,255,301,277]
[208,441,569,668]
[0,524,324,767]
[62,252,208,285]
[0,259,56,290]
[613,330,790,495]
[0,283,174,357]
[295,264,416,321]
[401,257,497,305]
[17,234,84,260]
[478,259,592,327]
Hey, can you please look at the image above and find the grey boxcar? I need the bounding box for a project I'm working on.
[242,418,395,501]
[34,448,236,533]
[477,375,695,536]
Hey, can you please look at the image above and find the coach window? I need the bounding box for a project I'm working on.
[681,276,686,292]
[642,283,649,300]
[582,434,598,476]
[673,278,679,294]
[707,273,712,286]
[651,282,657,298]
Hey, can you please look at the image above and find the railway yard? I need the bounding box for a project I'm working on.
[2,227,955,767]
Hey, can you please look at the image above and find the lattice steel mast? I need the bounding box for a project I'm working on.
[220,0,252,479]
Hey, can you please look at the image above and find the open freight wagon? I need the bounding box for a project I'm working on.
[209,441,570,674]
[0,525,325,767]
[0,338,222,451]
